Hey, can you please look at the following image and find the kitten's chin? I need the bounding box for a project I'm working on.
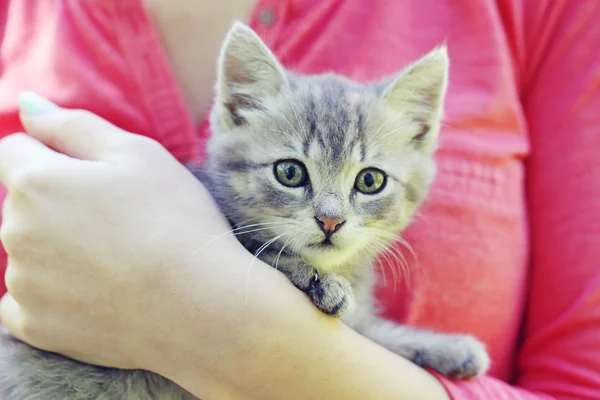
[300,245,364,273]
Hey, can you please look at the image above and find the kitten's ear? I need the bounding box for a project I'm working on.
[378,45,449,151]
[214,21,288,130]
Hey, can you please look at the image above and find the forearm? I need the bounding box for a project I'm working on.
[151,254,450,400]
[225,312,451,400]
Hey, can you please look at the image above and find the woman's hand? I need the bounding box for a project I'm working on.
[0,93,254,380]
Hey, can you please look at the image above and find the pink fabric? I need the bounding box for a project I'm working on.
[1,0,599,398]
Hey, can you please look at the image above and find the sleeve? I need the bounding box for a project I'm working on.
[432,2,600,399]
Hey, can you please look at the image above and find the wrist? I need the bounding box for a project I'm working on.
[144,245,302,397]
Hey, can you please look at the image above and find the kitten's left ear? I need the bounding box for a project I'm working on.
[214,21,288,130]
[379,45,449,151]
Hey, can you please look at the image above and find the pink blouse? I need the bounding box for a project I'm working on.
[0,1,599,398]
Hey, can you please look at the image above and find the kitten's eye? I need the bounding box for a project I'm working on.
[274,159,309,188]
[355,168,387,194]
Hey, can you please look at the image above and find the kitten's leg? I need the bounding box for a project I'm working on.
[272,257,355,317]
[352,317,490,379]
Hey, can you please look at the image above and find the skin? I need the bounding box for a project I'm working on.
[0,1,452,398]
[143,0,258,123]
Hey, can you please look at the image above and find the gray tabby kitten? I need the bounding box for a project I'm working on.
[0,22,490,400]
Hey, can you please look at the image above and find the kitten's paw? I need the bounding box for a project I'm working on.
[411,334,490,379]
[306,273,355,318]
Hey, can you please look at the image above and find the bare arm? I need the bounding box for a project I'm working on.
[151,253,451,400]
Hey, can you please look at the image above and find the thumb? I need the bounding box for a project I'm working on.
[18,92,134,160]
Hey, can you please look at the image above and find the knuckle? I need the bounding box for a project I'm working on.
[4,266,28,301]
[1,224,24,250]
[128,135,162,156]
[19,314,44,345]
[0,133,27,150]
[3,265,16,292]
[0,132,27,148]
[0,223,37,259]
[10,164,50,193]
[117,134,166,163]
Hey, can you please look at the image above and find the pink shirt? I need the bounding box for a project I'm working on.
[1,1,599,398]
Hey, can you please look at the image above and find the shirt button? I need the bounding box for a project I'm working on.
[257,8,275,26]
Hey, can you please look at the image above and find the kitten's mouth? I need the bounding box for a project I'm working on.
[309,238,337,249]
[321,238,333,246]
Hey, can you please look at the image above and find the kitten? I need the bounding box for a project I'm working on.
[0,22,489,400]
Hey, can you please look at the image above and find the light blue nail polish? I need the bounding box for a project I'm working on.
[19,92,60,116]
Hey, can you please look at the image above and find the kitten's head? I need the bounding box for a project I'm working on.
[206,22,448,272]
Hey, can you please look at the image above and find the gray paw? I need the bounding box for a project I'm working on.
[306,273,355,317]
[410,334,490,379]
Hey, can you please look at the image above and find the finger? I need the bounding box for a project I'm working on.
[18,92,135,161]
[0,133,69,189]
[0,294,22,338]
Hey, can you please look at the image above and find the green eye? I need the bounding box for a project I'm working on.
[274,159,309,187]
[355,168,387,194]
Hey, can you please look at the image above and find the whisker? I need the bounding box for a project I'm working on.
[273,236,294,271]
[373,240,401,292]
[365,228,420,291]
[369,122,414,147]
[440,122,458,130]
[281,86,307,138]
[183,221,287,265]
[274,71,307,139]
[244,233,286,305]
[237,94,303,140]
[370,88,419,148]
[263,128,299,142]
[373,117,390,137]
[378,255,388,287]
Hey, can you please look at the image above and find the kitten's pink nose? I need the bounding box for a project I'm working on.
[315,216,346,236]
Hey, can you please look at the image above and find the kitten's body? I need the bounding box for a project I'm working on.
[0,23,489,399]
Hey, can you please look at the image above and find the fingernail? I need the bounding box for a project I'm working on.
[19,92,60,117]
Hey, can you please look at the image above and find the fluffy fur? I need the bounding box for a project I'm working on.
[0,22,489,399]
